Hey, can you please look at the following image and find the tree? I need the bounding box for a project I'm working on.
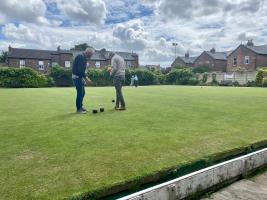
[70,43,93,51]
[0,51,8,63]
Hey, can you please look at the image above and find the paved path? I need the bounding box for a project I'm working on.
[202,171,267,200]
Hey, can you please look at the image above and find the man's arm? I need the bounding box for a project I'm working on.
[111,58,118,77]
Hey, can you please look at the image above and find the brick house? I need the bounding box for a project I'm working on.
[171,52,196,68]
[227,40,267,72]
[7,46,139,73]
[194,48,228,72]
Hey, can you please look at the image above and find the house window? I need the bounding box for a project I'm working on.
[19,60,25,68]
[65,61,71,68]
[244,56,249,65]
[52,62,58,67]
[38,61,44,70]
[126,61,133,68]
[233,58,237,66]
[95,61,100,68]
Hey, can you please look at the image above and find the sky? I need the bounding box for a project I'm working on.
[0,0,267,67]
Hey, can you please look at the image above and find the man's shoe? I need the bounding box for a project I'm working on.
[118,107,126,111]
[77,109,87,114]
[81,107,88,112]
[114,107,119,110]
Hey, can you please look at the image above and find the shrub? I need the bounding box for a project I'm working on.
[125,69,156,86]
[87,67,113,86]
[154,74,166,85]
[0,67,49,88]
[50,66,72,87]
[211,73,218,84]
[256,68,267,86]
[166,68,195,85]
[202,72,208,83]
[246,81,256,87]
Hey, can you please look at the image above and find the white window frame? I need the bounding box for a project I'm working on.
[19,60,25,68]
[95,61,101,68]
[244,56,249,65]
[65,61,71,68]
[233,58,237,66]
[38,61,44,71]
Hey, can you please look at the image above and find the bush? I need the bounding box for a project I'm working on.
[256,68,267,86]
[192,66,211,73]
[211,73,218,84]
[50,66,72,87]
[202,72,208,83]
[166,68,195,85]
[246,81,256,87]
[0,67,49,88]
[154,74,166,85]
[125,69,156,86]
[87,67,113,86]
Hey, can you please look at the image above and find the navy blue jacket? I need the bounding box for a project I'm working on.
[72,54,87,78]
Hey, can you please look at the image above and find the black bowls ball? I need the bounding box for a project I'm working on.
[112,99,115,103]
[92,109,98,114]
[100,108,105,112]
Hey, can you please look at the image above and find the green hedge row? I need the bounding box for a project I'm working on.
[0,67,52,88]
[3,66,266,88]
[0,67,201,88]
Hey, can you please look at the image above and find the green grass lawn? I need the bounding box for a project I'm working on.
[0,86,267,199]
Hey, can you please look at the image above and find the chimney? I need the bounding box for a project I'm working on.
[185,51,189,58]
[57,45,61,52]
[8,45,12,53]
[210,47,216,53]
[247,39,254,46]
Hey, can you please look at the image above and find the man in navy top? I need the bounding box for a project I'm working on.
[72,47,95,114]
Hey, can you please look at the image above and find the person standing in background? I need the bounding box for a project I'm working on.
[134,74,139,87]
[130,75,135,86]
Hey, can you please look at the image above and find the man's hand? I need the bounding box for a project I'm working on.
[107,66,113,76]
[84,77,92,86]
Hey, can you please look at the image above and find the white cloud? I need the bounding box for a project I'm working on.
[0,0,48,24]
[55,0,107,24]
[113,21,149,51]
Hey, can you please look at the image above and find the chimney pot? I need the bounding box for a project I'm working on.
[210,47,216,53]
[247,39,254,46]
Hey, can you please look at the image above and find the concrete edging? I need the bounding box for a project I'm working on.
[119,148,267,200]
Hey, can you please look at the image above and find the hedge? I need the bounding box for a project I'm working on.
[0,67,50,88]
[87,68,113,86]
[50,66,72,87]
[256,68,267,87]
[165,68,198,85]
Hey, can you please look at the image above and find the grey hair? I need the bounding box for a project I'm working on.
[109,51,115,58]
[84,47,95,54]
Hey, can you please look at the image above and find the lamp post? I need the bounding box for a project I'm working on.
[172,42,178,59]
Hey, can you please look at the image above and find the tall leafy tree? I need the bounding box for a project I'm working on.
[0,51,7,63]
[70,43,93,51]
